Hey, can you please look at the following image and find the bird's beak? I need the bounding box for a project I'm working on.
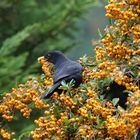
[38,56,45,63]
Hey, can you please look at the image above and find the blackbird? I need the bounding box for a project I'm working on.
[41,51,83,99]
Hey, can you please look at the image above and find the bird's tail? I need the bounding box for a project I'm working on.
[40,81,61,99]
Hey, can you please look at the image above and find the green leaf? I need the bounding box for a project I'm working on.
[64,118,70,125]
[108,18,113,25]
[60,79,75,91]
[112,98,120,106]
[117,106,125,111]
[51,135,57,140]
[96,115,100,125]
[98,28,103,38]
[88,111,92,121]
[82,54,88,63]
[69,112,75,118]
[96,115,105,128]
[80,84,88,90]
[60,80,69,90]
[100,94,105,100]
[123,90,133,97]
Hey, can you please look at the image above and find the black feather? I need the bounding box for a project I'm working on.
[41,51,83,99]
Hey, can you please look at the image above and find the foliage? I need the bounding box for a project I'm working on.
[0,0,140,140]
[0,0,96,93]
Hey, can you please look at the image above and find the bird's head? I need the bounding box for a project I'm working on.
[44,51,67,64]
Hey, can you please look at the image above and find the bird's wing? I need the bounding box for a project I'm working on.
[53,61,82,83]
[41,74,74,99]
[40,81,62,99]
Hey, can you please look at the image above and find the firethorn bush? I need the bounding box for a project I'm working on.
[0,0,140,139]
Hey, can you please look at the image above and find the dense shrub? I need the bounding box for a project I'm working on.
[0,0,139,139]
